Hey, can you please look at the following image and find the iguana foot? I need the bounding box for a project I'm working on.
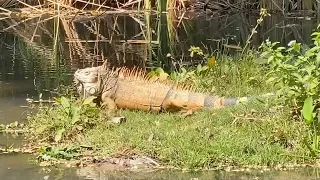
[179,109,193,118]
[111,116,127,124]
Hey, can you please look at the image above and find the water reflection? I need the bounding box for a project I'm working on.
[76,166,320,180]
[0,12,318,95]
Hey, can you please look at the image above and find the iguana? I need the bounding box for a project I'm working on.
[73,61,270,115]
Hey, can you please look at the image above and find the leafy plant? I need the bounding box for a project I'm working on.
[27,95,102,143]
[261,33,320,111]
[37,145,81,161]
[261,24,320,157]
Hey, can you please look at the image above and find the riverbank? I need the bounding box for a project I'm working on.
[19,51,318,171]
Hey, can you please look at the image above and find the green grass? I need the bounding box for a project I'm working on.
[168,52,273,98]
[80,100,309,169]
[24,55,313,170]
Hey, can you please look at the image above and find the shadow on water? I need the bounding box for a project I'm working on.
[0,11,320,179]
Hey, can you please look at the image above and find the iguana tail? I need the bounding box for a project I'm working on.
[202,93,274,110]
[162,89,274,111]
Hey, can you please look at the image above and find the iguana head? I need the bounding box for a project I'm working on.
[73,63,107,98]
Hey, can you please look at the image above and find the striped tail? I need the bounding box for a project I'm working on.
[166,89,274,111]
[202,93,274,110]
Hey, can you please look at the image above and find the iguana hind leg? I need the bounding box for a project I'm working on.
[162,99,203,113]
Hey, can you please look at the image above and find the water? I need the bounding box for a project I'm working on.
[0,11,320,179]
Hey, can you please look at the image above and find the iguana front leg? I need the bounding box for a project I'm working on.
[100,90,118,116]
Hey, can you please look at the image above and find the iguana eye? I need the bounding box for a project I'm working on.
[85,71,90,75]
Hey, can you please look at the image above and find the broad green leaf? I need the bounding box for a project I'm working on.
[293,42,301,52]
[147,71,156,77]
[155,67,165,75]
[302,97,314,125]
[60,97,70,110]
[267,56,274,63]
[82,96,96,105]
[71,107,81,125]
[266,77,276,84]
[207,56,216,68]
[170,71,177,80]
[305,65,316,75]
[54,128,65,142]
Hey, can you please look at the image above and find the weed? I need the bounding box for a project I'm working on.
[261,24,320,157]
[149,47,272,97]
[26,95,104,143]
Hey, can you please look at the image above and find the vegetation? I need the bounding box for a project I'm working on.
[261,24,320,158]
[27,93,310,169]
[23,46,312,170]
[1,0,320,13]
[20,11,320,170]
[2,0,320,172]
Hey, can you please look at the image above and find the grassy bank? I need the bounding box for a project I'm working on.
[24,51,315,170]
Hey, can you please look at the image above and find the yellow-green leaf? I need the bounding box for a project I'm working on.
[207,56,216,68]
[60,97,70,110]
[170,71,177,80]
[82,96,96,105]
[155,67,165,75]
[302,97,314,125]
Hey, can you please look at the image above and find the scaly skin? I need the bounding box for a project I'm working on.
[73,61,267,114]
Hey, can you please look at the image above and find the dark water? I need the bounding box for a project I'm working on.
[0,11,320,179]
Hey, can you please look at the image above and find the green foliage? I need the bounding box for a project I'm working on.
[302,97,314,126]
[27,95,102,143]
[37,145,80,161]
[261,38,320,109]
[261,25,320,157]
[149,46,270,97]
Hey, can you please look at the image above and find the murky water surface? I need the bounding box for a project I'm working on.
[0,11,320,179]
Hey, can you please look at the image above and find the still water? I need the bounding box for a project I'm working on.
[0,11,320,179]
